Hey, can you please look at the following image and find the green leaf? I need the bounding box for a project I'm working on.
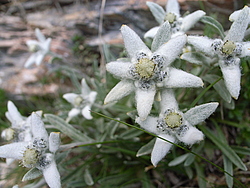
[231,146,250,155]
[223,155,233,188]
[136,138,155,157]
[119,128,143,140]
[22,168,42,181]
[200,16,225,38]
[194,162,207,188]
[84,168,94,186]
[146,2,165,24]
[203,74,231,103]
[199,126,247,171]
[44,114,94,142]
[184,153,196,167]
[168,153,189,166]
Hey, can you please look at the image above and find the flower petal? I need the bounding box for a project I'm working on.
[121,25,151,60]
[155,34,186,66]
[163,67,203,88]
[176,125,204,145]
[6,101,23,125]
[81,78,91,96]
[49,132,60,153]
[63,93,78,104]
[144,27,160,39]
[35,28,46,42]
[184,102,219,126]
[151,21,171,52]
[219,58,241,99]
[160,89,179,113]
[181,10,206,32]
[187,36,215,55]
[24,54,37,68]
[35,52,45,66]
[135,116,158,134]
[104,80,135,104]
[225,6,250,42]
[135,85,156,120]
[151,134,175,167]
[88,91,97,104]
[82,105,93,120]
[146,1,165,24]
[240,42,250,57]
[42,155,61,188]
[68,108,81,118]
[166,0,180,17]
[30,112,48,142]
[0,142,28,159]
[106,61,133,79]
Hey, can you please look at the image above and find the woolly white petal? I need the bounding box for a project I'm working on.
[63,93,78,104]
[155,34,186,66]
[81,78,91,96]
[240,42,250,57]
[166,0,180,17]
[104,80,135,104]
[187,36,215,56]
[176,125,204,145]
[49,132,61,153]
[24,53,37,68]
[42,156,61,188]
[135,86,156,120]
[160,89,179,113]
[82,105,93,120]
[106,61,134,79]
[121,25,151,59]
[225,6,250,42]
[26,40,39,47]
[35,52,45,66]
[35,28,46,42]
[184,102,219,126]
[30,112,48,141]
[42,38,51,52]
[6,101,23,124]
[88,91,97,104]
[151,134,175,167]
[68,108,81,118]
[219,58,241,99]
[181,10,206,32]
[144,27,160,39]
[0,142,28,159]
[163,67,203,88]
[135,116,158,134]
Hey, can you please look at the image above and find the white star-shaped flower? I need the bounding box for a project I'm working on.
[104,25,203,120]
[24,28,51,68]
[63,78,97,122]
[0,112,61,188]
[144,0,205,38]
[136,89,219,166]
[187,6,250,99]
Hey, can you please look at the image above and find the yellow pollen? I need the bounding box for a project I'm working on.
[221,40,236,55]
[22,148,39,168]
[74,96,83,106]
[135,58,155,79]
[165,112,182,128]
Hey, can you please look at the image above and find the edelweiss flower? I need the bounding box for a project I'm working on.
[136,89,219,166]
[0,112,61,188]
[187,6,250,99]
[25,28,51,68]
[144,0,205,38]
[63,78,97,122]
[104,25,203,120]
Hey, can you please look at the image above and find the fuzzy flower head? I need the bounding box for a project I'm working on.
[63,78,97,122]
[144,0,205,38]
[24,28,51,68]
[187,6,250,99]
[0,112,61,188]
[105,24,203,120]
[136,89,219,166]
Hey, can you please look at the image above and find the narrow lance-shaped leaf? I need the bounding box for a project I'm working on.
[136,138,155,157]
[44,114,94,142]
[22,168,43,181]
[223,155,234,188]
[200,16,225,38]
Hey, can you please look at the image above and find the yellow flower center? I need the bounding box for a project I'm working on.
[29,44,39,52]
[164,112,183,128]
[221,40,236,55]
[135,58,155,79]
[22,148,39,168]
[74,96,83,106]
[164,13,176,24]
[2,128,15,141]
